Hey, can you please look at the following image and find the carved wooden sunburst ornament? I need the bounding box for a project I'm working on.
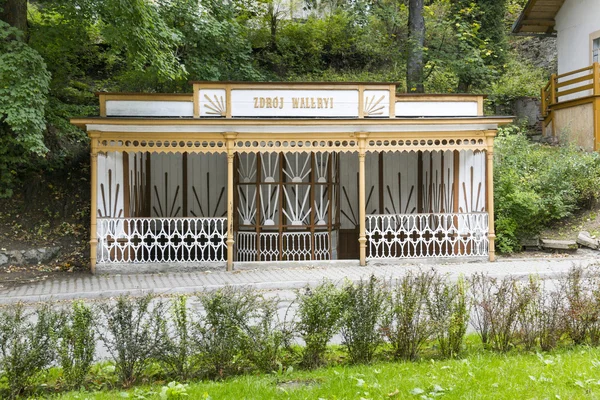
[364,95,386,116]
[203,94,226,116]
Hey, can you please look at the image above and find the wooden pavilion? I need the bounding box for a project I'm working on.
[71,82,512,273]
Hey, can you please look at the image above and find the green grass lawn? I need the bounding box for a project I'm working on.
[56,346,600,400]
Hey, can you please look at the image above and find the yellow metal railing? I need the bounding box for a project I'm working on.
[541,62,600,117]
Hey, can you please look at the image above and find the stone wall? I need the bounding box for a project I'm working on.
[0,246,61,269]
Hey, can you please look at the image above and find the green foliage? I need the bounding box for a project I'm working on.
[487,58,548,110]
[471,274,529,352]
[0,303,58,399]
[383,270,435,361]
[159,381,189,400]
[195,288,257,378]
[427,276,470,358]
[97,295,166,387]
[242,296,292,373]
[340,276,385,364]
[296,282,344,369]
[494,127,600,252]
[58,301,96,389]
[156,296,198,381]
[0,21,51,197]
[448,0,508,91]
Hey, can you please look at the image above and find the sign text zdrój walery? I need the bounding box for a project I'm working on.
[253,96,335,109]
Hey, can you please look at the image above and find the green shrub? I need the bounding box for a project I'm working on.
[195,287,258,378]
[58,301,96,389]
[494,129,600,252]
[97,295,166,387]
[296,282,344,369]
[0,303,58,399]
[427,276,470,358]
[340,276,386,364]
[471,274,528,352]
[516,278,564,352]
[157,296,198,381]
[243,296,292,373]
[383,270,435,361]
[560,266,600,345]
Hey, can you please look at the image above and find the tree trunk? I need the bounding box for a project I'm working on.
[406,0,425,93]
[0,0,28,39]
[268,3,278,52]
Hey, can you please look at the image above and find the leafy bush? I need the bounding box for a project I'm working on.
[195,287,258,378]
[0,303,58,399]
[487,58,548,112]
[494,129,600,252]
[58,301,96,389]
[427,276,470,358]
[471,274,528,352]
[340,276,385,364]
[516,278,564,351]
[383,270,435,361]
[97,295,166,387]
[560,266,600,345]
[157,296,198,381]
[243,295,292,373]
[296,282,344,369]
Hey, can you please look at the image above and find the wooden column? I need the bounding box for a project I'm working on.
[549,73,557,105]
[357,132,369,266]
[594,63,600,151]
[485,131,496,262]
[89,132,100,274]
[225,132,237,271]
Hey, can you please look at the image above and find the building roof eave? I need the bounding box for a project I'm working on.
[512,0,564,35]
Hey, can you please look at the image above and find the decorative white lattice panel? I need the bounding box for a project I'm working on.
[97,218,226,263]
[314,232,331,260]
[282,232,312,261]
[236,232,257,262]
[260,232,280,261]
[366,213,488,259]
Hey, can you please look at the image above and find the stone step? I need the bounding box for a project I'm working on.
[540,239,578,251]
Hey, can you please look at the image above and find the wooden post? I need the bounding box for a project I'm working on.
[357,132,369,266]
[594,62,600,96]
[540,87,546,117]
[225,132,237,271]
[485,131,496,262]
[550,73,557,105]
[89,132,100,274]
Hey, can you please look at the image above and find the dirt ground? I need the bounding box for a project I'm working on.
[0,164,91,289]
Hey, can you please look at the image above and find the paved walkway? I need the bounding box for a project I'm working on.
[0,255,598,304]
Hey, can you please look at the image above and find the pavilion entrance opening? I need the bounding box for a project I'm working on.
[234,152,340,262]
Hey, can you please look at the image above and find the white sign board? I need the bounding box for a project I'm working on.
[200,89,363,118]
[396,101,478,117]
[231,89,359,117]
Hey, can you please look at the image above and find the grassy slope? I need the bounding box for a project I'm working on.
[58,346,600,399]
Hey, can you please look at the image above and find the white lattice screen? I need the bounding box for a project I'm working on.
[366,213,488,259]
[97,218,226,263]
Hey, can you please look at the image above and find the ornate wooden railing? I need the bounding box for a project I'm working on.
[366,213,489,259]
[97,217,227,263]
[236,231,331,262]
[541,62,600,117]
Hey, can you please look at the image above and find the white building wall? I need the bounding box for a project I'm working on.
[555,0,600,74]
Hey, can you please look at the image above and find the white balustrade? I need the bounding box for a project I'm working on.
[97,218,227,263]
[236,231,331,261]
[366,213,489,259]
